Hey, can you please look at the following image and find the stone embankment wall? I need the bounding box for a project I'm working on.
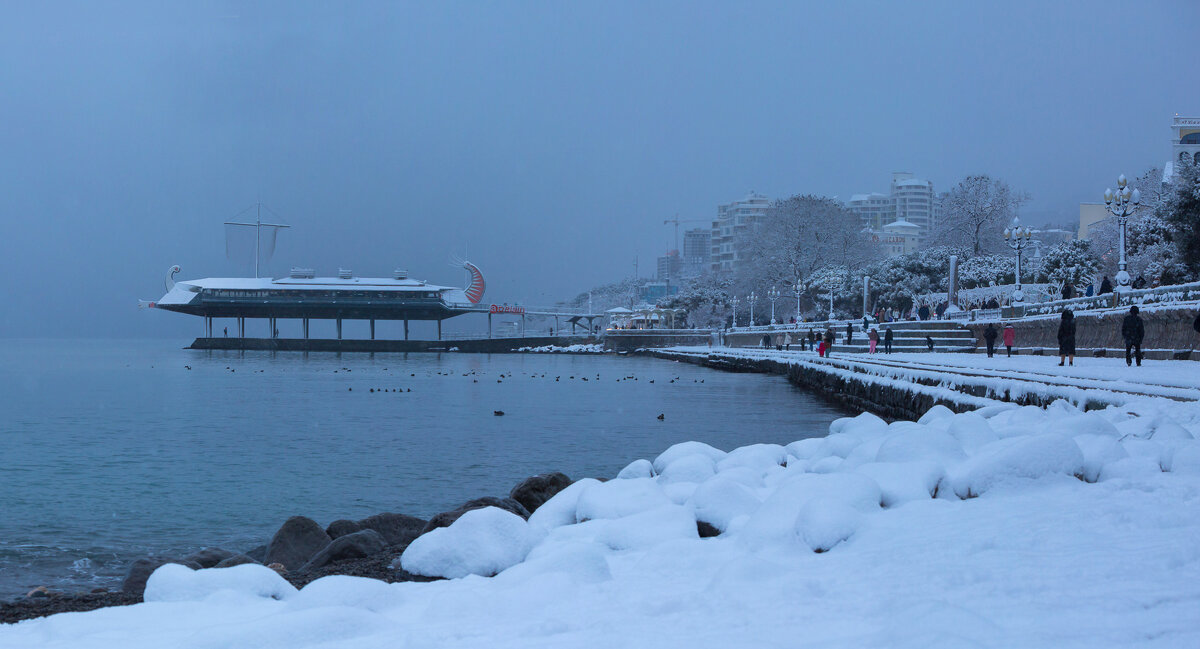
[603,331,714,352]
[653,352,970,421]
[964,306,1200,359]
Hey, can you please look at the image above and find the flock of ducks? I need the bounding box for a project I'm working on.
[183,363,707,421]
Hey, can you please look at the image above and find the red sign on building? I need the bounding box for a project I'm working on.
[490,304,525,315]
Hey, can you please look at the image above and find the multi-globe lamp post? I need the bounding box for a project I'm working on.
[1003,219,1034,304]
[767,286,780,324]
[793,283,802,325]
[730,295,740,328]
[1103,174,1142,292]
[748,291,757,326]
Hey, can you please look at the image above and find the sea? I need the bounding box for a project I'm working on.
[0,339,845,599]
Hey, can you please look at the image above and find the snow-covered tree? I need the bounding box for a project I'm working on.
[655,274,734,328]
[1162,161,1200,281]
[737,195,874,291]
[1040,240,1101,290]
[930,175,1029,255]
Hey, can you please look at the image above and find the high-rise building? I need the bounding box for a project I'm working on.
[681,228,711,277]
[847,172,938,246]
[711,192,770,273]
[656,250,682,284]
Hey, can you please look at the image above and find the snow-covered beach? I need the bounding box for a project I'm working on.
[4,356,1199,648]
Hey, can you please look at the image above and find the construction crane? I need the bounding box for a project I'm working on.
[663,214,708,253]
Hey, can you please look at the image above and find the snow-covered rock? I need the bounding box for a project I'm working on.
[616,459,655,479]
[527,478,601,530]
[399,507,538,579]
[854,461,945,507]
[1073,434,1130,483]
[652,441,726,473]
[949,434,1085,498]
[574,477,671,522]
[657,454,716,484]
[144,563,297,603]
[687,475,762,531]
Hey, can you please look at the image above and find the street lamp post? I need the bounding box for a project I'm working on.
[730,295,740,328]
[748,291,757,326]
[767,286,780,324]
[1103,174,1142,292]
[1003,218,1033,304]
[828,284,836,322]
[793,283,802,325]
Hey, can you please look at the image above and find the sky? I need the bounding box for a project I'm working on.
[1,0,1197,338]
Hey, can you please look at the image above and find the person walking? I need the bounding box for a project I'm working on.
[868,327,879,354]
[223,326,228,337]
[1057,309,1076,366]
[845,322,854,345]
[918,304,930,321]
[1122,305,1145,367]
[761,333,771,349]
[983,323,998,358]
[1061,284,1074,300]
[784,333,792,351]
[824,327,835,358]
[1003,323,1016,357]
[1099,276,1113,294]
[884,327,894,354]
[1132,275,1147,290]
[925,335,934,352]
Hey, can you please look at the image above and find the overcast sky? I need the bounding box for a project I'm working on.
[1,1,1196,338]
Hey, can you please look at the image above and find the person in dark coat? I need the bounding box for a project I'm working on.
[824,328,835,358]
[761,334,771,349]
[845,322,854,345]
[1122,305,1145,367]
[1057,309,1076,366]
[1132,275,1147,290]
[1099,276,1113,294]
[925,335,934,351]
[918,305,930,321]
[983,323,998,358]
[884,327,894,354]
[1061,284,1074,300]
[1194,312,1200,334]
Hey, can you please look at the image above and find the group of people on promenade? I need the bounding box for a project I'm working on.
[760,322,899,357]
[982,306,1200,367]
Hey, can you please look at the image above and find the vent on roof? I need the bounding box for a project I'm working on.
[290,267,315,279]
[337,268,353,279]
[393,269,408,280]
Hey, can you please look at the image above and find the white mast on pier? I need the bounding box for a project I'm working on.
[224,203,291,278]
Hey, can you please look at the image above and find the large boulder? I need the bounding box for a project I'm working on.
[357,513,427,546]
[121,557,202,597]
[509,472,572,514]
[183,547,235,569]
[421,497,530,535]
[298,529,387,572]
[326,519,363,540]
[214,554,258,568]
[244,544,268,563]
[264,516,332,571]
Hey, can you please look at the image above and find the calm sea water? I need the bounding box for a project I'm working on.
[0,339,844,599]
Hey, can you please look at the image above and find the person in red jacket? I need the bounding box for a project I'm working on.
[1002,323,1016,357]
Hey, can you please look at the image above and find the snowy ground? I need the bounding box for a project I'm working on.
[4,366,1200,647]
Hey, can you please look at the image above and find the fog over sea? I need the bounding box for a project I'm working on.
[0,340,843,599]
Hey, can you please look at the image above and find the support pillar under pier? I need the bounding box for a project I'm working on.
[437,320,442,340]
[370,319,375,340]
[404,319,409,340]
[303,319,309,339]
[337,318,343,340]
[238,317,245,338]
[206,317,212,338]
[488,313,492,339]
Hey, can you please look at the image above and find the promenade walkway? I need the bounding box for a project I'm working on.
[660,347,1200,416]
